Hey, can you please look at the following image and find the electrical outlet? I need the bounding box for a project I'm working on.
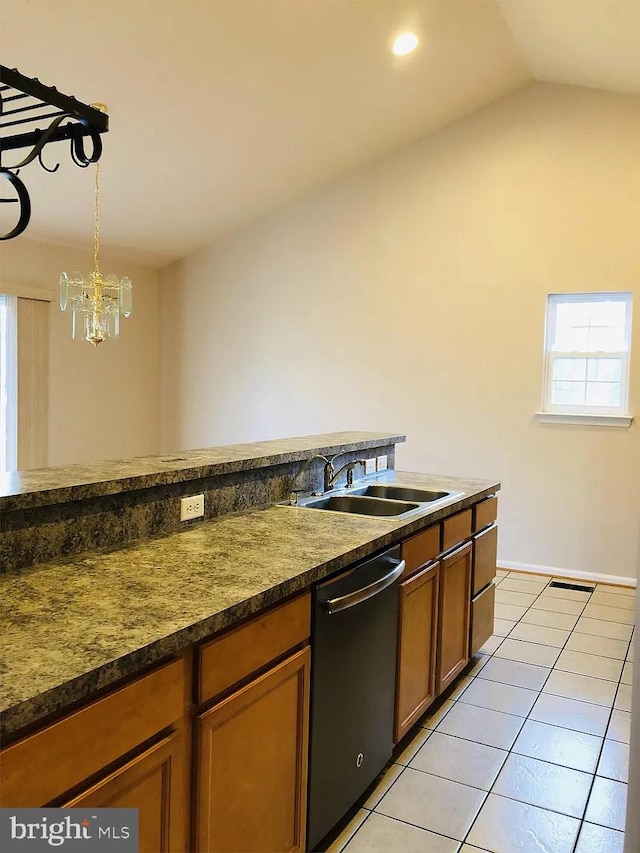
[180,494,205,521]
[364,458,376,475]
[376,455,388,472]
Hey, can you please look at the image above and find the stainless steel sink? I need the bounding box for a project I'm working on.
[281,479,464,519]
[352,485,451,503]
[301,494,420,517]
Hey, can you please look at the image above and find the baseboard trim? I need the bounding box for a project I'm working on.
[498,560,637,589]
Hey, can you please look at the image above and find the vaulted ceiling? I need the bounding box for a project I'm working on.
[3,1,639,267]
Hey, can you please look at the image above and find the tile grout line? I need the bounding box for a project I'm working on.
[568,632,632,851]
[472,574,633,848]
[396,575,631,848]
[488,574,633,849]
[342,573,633,852]
[457,572,586,849]
[510,576,629,852]
[461,574,632,845]
[503,574,631,851]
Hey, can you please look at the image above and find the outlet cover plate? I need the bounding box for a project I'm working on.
[376,455,388,471]
[180,494,205,521]
[364,458,376,475]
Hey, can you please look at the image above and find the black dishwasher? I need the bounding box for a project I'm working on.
[307,546,404,850]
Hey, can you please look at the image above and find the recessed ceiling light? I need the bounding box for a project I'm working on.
[392,32,419,57]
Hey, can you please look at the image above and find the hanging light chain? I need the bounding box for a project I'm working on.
[93,160,101,276]
[59,116,133,346]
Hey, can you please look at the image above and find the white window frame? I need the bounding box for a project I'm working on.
[1,281,52,471]
[0,293,18,473]
[537,292,634,427]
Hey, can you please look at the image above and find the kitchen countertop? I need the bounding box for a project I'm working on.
[0,431,405,512]
[0,470,499,739]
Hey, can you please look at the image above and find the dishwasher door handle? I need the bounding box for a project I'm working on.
[325,559,405,614]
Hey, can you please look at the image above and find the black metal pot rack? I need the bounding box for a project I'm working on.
[0,65,109,240]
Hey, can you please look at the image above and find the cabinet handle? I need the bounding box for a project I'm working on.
[443,541,471,565]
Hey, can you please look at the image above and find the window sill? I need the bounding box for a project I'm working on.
[535,412,634,427]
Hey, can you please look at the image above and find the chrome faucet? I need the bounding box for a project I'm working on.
[324,458,366,492]
[289,454,330,504]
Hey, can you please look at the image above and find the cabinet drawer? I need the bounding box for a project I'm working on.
[401,524,441,579]
[473,497,497,533]
[442,509,472,553]
[0,658,184,808]
[198,592,310,704]
[473,524,498,597]
[470,582,496,657]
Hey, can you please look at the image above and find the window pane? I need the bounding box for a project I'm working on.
[552,381,586,405]
[553,324,589,352]
[556,301,589,329]
[588,300,625,327]
[585,382,622,407]
[553,358,587,381]
[552,298,628,353]
[587,358,622,382]
[587,326,626,352]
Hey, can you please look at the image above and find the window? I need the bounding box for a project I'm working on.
[1,283,50,472]
[540,292,633,425]
[0,293,18,473]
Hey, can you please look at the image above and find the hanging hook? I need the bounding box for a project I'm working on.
[70,122,103,166]
[70,142,90,168]
[37,148,60,173]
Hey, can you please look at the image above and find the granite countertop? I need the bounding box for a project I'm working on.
[0,431,405,512]
[0,470,499,738]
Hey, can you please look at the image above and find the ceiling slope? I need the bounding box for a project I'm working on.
[2,0,529,266]
[497,0,640,96]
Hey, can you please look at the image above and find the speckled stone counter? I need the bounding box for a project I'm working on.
[0,470,499,739]
[0,432,405,511]
[1,432,402,572]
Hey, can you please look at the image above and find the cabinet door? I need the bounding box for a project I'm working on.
[473,524,498,597]
[470,582,496,657]
[196,647,310,853]
[395,562,439,742]
[64,733,187,853]
[437,542,472,694]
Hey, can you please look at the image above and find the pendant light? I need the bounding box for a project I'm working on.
[59,111,132,346]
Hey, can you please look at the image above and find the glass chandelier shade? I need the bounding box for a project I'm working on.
[59,160,132,346]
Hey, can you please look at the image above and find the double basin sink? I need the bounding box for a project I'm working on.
[294,484,463,519]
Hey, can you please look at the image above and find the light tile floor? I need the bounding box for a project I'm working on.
[326,571,635,853]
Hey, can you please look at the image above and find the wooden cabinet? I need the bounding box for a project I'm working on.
[2,497,500,851]
[436,542,472,694]
[473,496,498,533]
[394,561,439,742]
[64,733,187,853]
[470,582,496,657]
[0,659,185,808]
[400,524,441,579]
[473,524,498,597]
[195,647,310,853]
[442,509,472,553]
[198,593,310,704]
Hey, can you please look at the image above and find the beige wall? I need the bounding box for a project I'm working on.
[160,81,640,581]
[3,238,161,466]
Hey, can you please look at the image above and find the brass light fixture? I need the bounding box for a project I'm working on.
[59,105,132,346]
